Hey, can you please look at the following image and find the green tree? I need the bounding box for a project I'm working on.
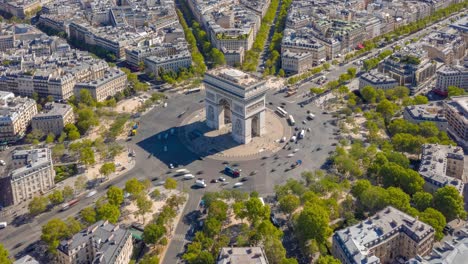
[359,186,389,213]
[211,48,226,66]
[317,255,341,264]
[295,203,331,244]
[322,63,330,70]
[143,223,166,244]
[136,194,153,222]
[80,147,95,165]
[433,186,466,221]
[351,179,371,198]
[0,244,12,264]
[66,217,83,234]
[448,86,466,98]
[244,197,270,226]
[419,208,446,241]
[278,69,285,77]
[139,254,160,264]
[164,178,177,190]
[41,218,70,253]
[48,190,64,205]
[347,67,357,78]
[80,206,97,225]
[45,133,55,143]
[79,89,96,106]
[76,108,99,133]
[376,99,399,121]
[107,186,124,206]
[96,202,120,223]
[28,196,49,216]
[204,217,222,238]
[62,186,74,200]
[360,86,377,103]
[99,162,116,177]
[208,200,228,222]
[412,95,429,105]
[411,191,433,212]
[125,178,145,196]
[278,194,300,219]
[379,162,424,195]
[384,187,410,212]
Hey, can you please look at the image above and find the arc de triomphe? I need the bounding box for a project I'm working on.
[203,67,267,144]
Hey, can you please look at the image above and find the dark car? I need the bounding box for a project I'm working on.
[151,177,159,181]
[240,177,249,182]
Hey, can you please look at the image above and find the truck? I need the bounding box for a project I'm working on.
[286,90,297,97]
[61,199,79,211]
[224,166,241,178]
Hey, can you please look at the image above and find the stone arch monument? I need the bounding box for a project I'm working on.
[204,67,267,144]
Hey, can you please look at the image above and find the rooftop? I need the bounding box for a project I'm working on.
[58,220,132,263]
[217,247,269,264]
[207,67,263,87]
[334,206,434,264]
[418,144,464,193]
[10,148,53,180]
[32,102,72,119]
[360,71,398,85]
[404,101,446,122]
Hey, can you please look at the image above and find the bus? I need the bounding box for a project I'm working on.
[276,107,288,117]
[288,115,295,126]
[185,88,201,95]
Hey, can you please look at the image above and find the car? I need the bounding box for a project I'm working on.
[218,176,226,182]
[210,179,218,183]
[86,190,97,198]
[233,182,244,188]
[151,177,159,181]
[316,147,322,151]
[287,153,295,157]
[302,120,307,124]
[169,163,174,169]
[221,181,230,186]
[155,181,165,186]
[270,213,280,227]
[240,177,249,182]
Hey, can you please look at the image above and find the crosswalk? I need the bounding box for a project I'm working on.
[172,233,188,242]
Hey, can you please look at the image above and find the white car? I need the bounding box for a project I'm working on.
[0,160,5,166]
[293,148,299,153]
[287,153,295,157]
[86,190,97,198]
[290,136,297,142]
[183,174,195,180]
[233,182,244,188]
[221,181,230,186]
[169,163,174,169]
[218,176,226,182]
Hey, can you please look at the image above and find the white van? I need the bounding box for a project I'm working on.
[308,113,315,120]
[183,174,195,180]
[0,222,7,229]
[176,169,190,174]
[290,136,297,142]
[195,180,207,188]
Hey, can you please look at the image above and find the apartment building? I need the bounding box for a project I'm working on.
[434,65,468,96]
[0,0,42,18]
[144,51,192,78]
[0,34,14,51]
[408,224,468,264]
[332,206,435,264]
[444,96,468,150]
[0,148,55,207]
[222,47,244,66]
[378,49,437,94]
[74,69,127,102]
[359,71,399,90]
[57,220,133,264]
[422,32,465,65]
[419,144,465,195]
[281,50,313,74]
[403,101,448,131]
[217,247,269,264]
[32,103,74,136]
[281,28,326,66]
[0,91,37,144]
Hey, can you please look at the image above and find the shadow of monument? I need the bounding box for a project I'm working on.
[136,120,243,167]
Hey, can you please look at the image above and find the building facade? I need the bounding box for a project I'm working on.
[403,102,448,131]
[444,96,468,150]
[0,148,55,207]
[74,70,127,102]
[359,71,399,90]
[419,144,465,195]
[0,91,37,144]
[217,247,269,264]
[57,220,133,264]
[434,66,468,96]
[204,67,267,144]
[31,102,74,136]
[332,206,435,264]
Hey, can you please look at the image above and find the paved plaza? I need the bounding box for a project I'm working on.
[180,108,291,160]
